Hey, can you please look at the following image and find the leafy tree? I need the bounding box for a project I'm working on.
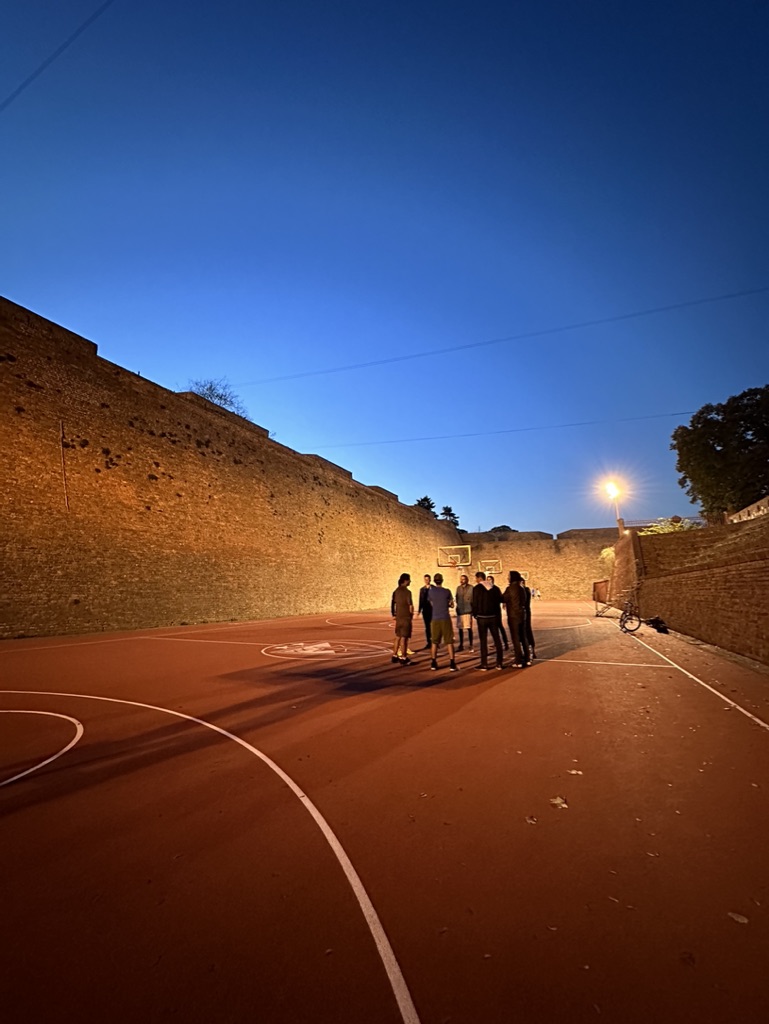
[414,495,437,517]
[188,377,250,419]
[490,525,517,532]
[440,505,460,527]
[670,386,769,520]
[638,517,703,535]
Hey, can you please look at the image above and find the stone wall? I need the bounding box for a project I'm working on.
[456,529,617,599]
[0,297,460,638]
[609,518,769,665]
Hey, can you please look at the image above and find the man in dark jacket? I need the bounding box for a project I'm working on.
[417,574,433,650]
[471,571,504,670]
[502,570,531,667]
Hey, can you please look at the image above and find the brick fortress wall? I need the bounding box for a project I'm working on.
[609,518,769,665]
[458,529,618,600]
[0,298,460,638]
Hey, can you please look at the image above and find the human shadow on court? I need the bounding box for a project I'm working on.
[0,658,495,818]
[0,619,627,817]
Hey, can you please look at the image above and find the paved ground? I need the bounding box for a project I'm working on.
[2,601,768,1023]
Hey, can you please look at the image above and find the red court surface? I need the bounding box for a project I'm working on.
[2,600,769,1023]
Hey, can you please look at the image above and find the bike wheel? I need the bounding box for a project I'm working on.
[621,611,642,632]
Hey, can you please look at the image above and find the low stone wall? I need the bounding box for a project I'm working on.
[610,518,769,665]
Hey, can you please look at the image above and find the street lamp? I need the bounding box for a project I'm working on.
[604,481,624,535]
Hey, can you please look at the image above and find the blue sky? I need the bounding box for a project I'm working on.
[3,0,767,535]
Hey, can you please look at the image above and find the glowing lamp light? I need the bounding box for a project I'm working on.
[601,479,624,535]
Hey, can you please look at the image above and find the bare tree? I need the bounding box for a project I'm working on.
[188,377,250,419]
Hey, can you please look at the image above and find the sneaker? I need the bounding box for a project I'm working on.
[399,657,412,666]
[496,664,504,670]
[430,659,438,671]
[469,647,475,653]
[407,648,415,656]
[449,660,458,672]
[391,656,399,664]
[479,665,489,672]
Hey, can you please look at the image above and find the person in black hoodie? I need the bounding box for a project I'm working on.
[487,574,509,651]
[503,570,531,667]
[471,571,504,670]
[417,574,433,650]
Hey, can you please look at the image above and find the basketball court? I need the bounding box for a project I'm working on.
[3,601,769,1022]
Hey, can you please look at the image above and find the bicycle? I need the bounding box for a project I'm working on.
[619,600,642,633]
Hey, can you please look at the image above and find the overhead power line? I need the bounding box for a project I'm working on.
[237,285,769,387]
[0,0,118,115]
[313,410,695,449]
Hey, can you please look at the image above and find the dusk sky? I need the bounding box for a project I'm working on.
[3,0,767,535]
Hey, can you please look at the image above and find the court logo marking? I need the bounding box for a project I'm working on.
[262,640,389,660]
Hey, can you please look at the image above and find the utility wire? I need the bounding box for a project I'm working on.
[0,0,118,115]
[237,285,769,387]
[313,410,695,449]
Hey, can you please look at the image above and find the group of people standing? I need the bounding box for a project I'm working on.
[391,570,536,672]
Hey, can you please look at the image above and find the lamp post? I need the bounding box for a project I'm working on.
[605,481,624,536]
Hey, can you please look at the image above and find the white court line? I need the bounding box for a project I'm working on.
[551,659,669,668]
[144,636,391,660]
[629,634,769,733]
[145,635,266,647]
[1,689,421,1024]
[326,618,391,630]
[534,620,592,631]
[0,636,135,655]
[0,710,84,786]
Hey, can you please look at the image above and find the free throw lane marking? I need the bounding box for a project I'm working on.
[1,690,421,1024]
[0,710,84,786]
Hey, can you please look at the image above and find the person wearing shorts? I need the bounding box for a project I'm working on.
[390,573,414,665]
[428,573,457,672]
[455,573,474,651]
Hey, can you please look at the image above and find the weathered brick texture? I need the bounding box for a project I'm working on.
[461,529,617,599]
[610,519,769,665]
[0,298,629,638]
[0,298,460,637]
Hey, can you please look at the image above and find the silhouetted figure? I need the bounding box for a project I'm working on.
[418,574,433,649]
[487,574,509,650]
[472,571,504,670]
[503,571,531,667]
[390,573,414,665]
